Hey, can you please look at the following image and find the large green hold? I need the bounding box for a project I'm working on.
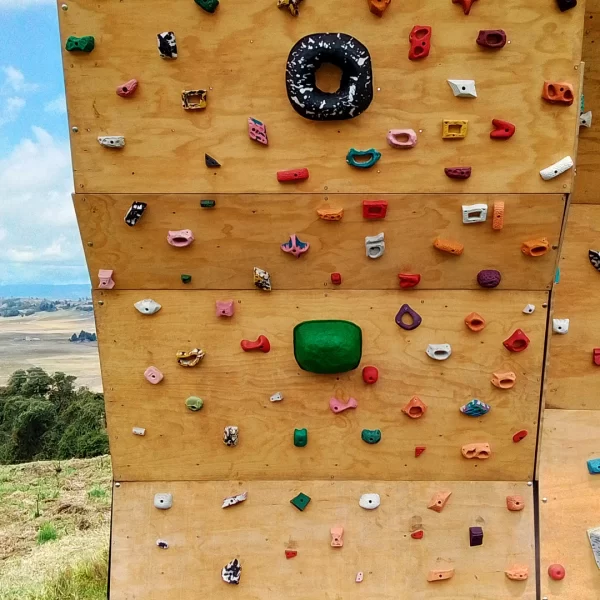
[65,35,95,52]
[194,0,219,12]
[293,320,362,374]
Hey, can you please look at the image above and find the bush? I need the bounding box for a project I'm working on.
[37,522,58,544]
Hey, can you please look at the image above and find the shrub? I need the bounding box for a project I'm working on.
[37,522,58,544]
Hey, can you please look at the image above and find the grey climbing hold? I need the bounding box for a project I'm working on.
[134,299,162,315]
[270,392,284,402]
[132,427,146,436]
[588,526,600,569]
[205,153,221,167]
[98,136,125,148]
[223,426,239,446]
[154,493,173,509]
[359,493,380,509]
[222,558,242,584]
[222,491,248,508]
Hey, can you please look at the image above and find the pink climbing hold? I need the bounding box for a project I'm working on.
[97,269,115,290]
[329,397,358,413]
[281,234,310,257]
[116,78,138,97]
[167,229,194,247]
[387,129,417,148]
[215,300,235,317]
[248,117,268,145]
[144,366,164,384]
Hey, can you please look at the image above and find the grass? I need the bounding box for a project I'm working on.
[87,486,107,500]
[37,522,58,545]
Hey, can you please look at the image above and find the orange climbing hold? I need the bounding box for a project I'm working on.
[465,312,486,332]
[506,495,525,511]
[521,237,550,257]
[492,201,505,230]
[428,569,455,582]
[506,566,529,581]
[433,238,464,255]
[368,0,391,16]
[542,81,574,106]
[491,371,517,389]
[402,396,427,419]
[461,442,491,459]
[428,490,452,512]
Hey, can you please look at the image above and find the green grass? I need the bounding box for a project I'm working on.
[87,486,107,500]
[36,522,58,544]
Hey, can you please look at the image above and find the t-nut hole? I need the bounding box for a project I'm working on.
[315,63,343,94]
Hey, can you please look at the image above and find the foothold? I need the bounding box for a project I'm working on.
[222,558,242,585]
[492,201,505,230]
[368,0,390,16]
[589,250,600,272]
[116,79,138,98]
[461,442,492,459]
[521,237,550,257]
[167,229,194,247]
[347,148,382,169]
[447,80,477,98]
[144,366,164,384]
[512,429,528,443]
[503,329,530,353]
[548,564,566,580]
[277,0,303,16]
[181,89,207,110]
[200,199,216,208]
[277,168,310,182]
[270,392,284,402]
[580,111,593,128]
[248,117,268,145]
[254,267,272,291]
[98,136,125,148]
[156,540,169,549]
[460,399,491,417]
[491,371,517,389]
[124,201,147,226]
[426,344,452,361]
[452,0,477,13]
[469,526,483,546]
[462,204,488,224]
[557,0,577,11]
[294,428,308,447]
[317,207,344,221]
[181,274,192,284]
[477,30,507,49]
[223,426,239,447]
[134,299,162,315]
[395,304,422,331]
[505,566,528,581]
[194,0,219,13]
[281,234,310,257]
[362,200,388,219]
[65,35,95,52]
[415,446,426,457]
[331,272,342,285]
[428,569,455,582]
[97,269,115,290]
[411,529,424,539]
[428,491,452,512]
[491,119,515,139]
[506,495,525,511]
[285,549,298,559]
[222,491,248,508]
[154,493,173,510]
[205,154,221,168]
[593,348,600,366]
[398,273,421,288]
[329,397,358,413]
[359,493,381,509]
[361,429,382,444]
[330,526,344,548]
[365,233,385,259]
[157,31,177,59]
[542,81,574,105]
[587,527,600,569]
[176,348,205,367]
[477,269,502,288]
[362,366,379,384]
[552,318,570,334]
[132,427,146,436]
[523,304,536,314]
[355,571,364,582]
[387,129,417,148]
[465,312,486,332]
[445,167,472,179]
[433,238,464,255]
[216,300,235,317]
[240,335,271,353]
[408,25,432,61]
[402,396,427,419]
[290,492,311,511]
[185,396,204,411]
[442,120,468,139]
[587,458,600,474]
[540,156,574,180]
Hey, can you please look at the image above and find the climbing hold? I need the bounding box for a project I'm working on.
[411,529,424,539]
[365,233,385,259]
[460,399,491,417]
[523,304,536,314]
[98,136,125,148]
[65,35,95,52]
[200,199,216,208]
[205,154,221,168]
[294,428,308,447]
[369,0,390,16]
[395,304,422,331]
[346,148,382,169]
[240,335,271,353]
[216,300,235,317]
[97,269,115,289]
[181,89,207,110]
[470,526,484,546]
[540,156,574,180]
[557,0,577,11]
[359,493,381,509]
[154,493,173,509]
[442,119,468,139]
[285,549,298,559]
[167,229,194,247]
[387,129,417,148]
[476,30,507,49]
[465,312,486,332]
[490,119,515,139]
[157,32,177,59]
[331,272,342,285]
[144,366,163,384]
[426,344,452,361]
[277,168,310,182]
[355,571,364,582]
[447,80,477,98]
[589,527,600,569]
[587,458,600,474]
[408,25,432,61]
[445,167,472,179]
[181,274,192,284]
[506,495,525,511]
[433,238,464,255]
[491,372,517,389]
[548,564,566,580]
[124,202,146,226]
[330,526,344,547]
[132,427,146,436]
[398,273,421,288]
[134,299,162,315]
[281,235,310,257]
[277,0,303,16]
[589,250,600,272]
[415,446,426,457]
[194,0,219,12]
[156,540,169,549]
[492,201,505,230]
[462,204,488,224]
[512,429,528,443]
[185,396,204,411]
[116,79,138,98]
[362,366,379,384]
[402,396,428,419]
[362,200,388,219]
[248,117,268,145]
[254,267,272,291]
[428,490,452,512]
[580,111,593,128]
[223,426,239,447]
[428,569,455,582]
[361,429,382,444]
[542,81,574,105]
[452,0,477,13]
[176,348,205,367]
[503,329,530,352]
[505,566,528,581]
[222,491,247,508]
[222,559,242,584]
[461,442,492,459]
[329,397,358,413]
[552,318,570,334]
[477,269,502,288]
[593,348,600,366]
[270,392,284,402]
[521,237,550,257]
[290,492,311,511]
[317,207,344,221]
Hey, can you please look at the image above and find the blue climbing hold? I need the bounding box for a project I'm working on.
[460,399,491,417]
[587,458,600,474]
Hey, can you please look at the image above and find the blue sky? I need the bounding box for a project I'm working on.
[0,0,88,285]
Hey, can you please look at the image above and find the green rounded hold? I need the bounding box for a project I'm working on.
[194,0,219,12]
[181,274,192,284]
[65,35,95,53]
[294,428,308,447]
[185,396,204,411]
[346,148,381,169]
[361,429,381,444]
[293,320,362,374]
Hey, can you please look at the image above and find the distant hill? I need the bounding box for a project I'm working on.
[0,284,92,301]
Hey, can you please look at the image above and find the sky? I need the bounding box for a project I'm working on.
[0,0,88,285]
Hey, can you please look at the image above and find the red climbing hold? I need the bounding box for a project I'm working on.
[548,564,566,581]
[411,529,424,539]
[415,446,426,457]
[277,168,310,182]
[452,0,478,14]
[408,26,432,61]
[362,366,379,384]
[331,273,342,285]
[362,200,388,219]
[240,335,271,353]
[398,273,421,288]
[512,430,528,443]
[593,348,600,366]
[285,550,298,559]
[490,119,516,140]
[503,329,530,353]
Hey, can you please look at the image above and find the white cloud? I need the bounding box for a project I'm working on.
[44,94,67,114]
[1,66,38,93]
[0,96,26,127]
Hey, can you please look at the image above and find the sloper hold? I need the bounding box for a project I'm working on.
[65,35,95,52]
[505,566,528,581]
[428,490,452,512]
[194,0,219,12]
[205,154,221,167]
[557,0,577,10]
[447,80,477,98]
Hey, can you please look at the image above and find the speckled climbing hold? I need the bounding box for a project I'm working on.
[465,312,486,332]
[477,269,502,288]
[116,79,138,98]
[290,492,311,511]
[462,204,487,223]
[124,201,146,226]
[415,446,426,457]
[461,442,492,459]
[542,81,574,105]
[156,539,169,549]
[223,426,239,447]
[330,526,344,547]
[512,429,528,443]
[294,428,308,447]
[317,207,344,221]
[222,491,247,508]
[589,250,600,272]
[523,304,536,314]
[361,429,382,444]
[452,0,477,13]
[540,156,574,180]
[363,200,388,219]
[97,269,115,290]
[154,493,173,509]
[270,392,284,402]
[503,329,530,352]
[408,25,432,61]
[588,458,600,474]
[205,154,221,168]
[331,273,342,285]
[216,300,234,317]
[506,495,525,511]
[98,136,125,148]
[176,348,205,367]
[593,348,600,366]
[445,167,472,179]
[442,120,468,139]
[490,119,515,139]
[387,129,417,148]
[411,529,424,539]
[368,0,390,17]
[281,235,310,257]
[362,366,379,384]
[548,564,566,580]
[365,233,385,259]
[248,117,268,145]
[277,168,310,182]
[580,111,593,128]
[434,238,464,255]
[428,491,452,512]
[194,0,219,12]
[447,80,477,98]
[355,571,364,582]
[132,427,146,436]
[329,397,358,413]
[285,549,298,559]
[557,0,577,10]
[167,229,194,247]
[521,238,550,257]
[200,199,216,208]
[470,526,483,546]
[588,527,600,569]
[185,396,204,411]
[240,335,271,353]
[395,304,422,331]
[144,366,163,384]
[552,318,570,334]
[426,343,452,361]
[428,569,455,582]
[402,396,427,419]
[347,148,381,169]
[157,32,177,59]
[181,274,192,284]
[491,371,517,389]
[254,267,272,291]
[359,494,380,509]
[398,273,421,288]
[460,399,491,416]
[492,201,505,230]
[181,89,207,110]
[477,30,507,49]
[505,566,528,581]
[277,0,303,16]
[65,35,95,52]
[222,559,241,584]
[134,299,162,315]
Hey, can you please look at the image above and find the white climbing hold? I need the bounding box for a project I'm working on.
[426,343,452,361]
[270,392,284,402]
[462,203,488,224]
[540,156,573,180]
[580,111,593,128]
[552,318,570,334]
[222,491,248,508]
[154,493,173,509]
[447,79,477,98]
[222,558,242,584]
[359,493,381,509]
[132,427,146,436]
[98,135,125,148]
[523,304,536,314]
[365,232,385,259]
[587,526,600,569]
[134,299,162,315]
[356,572,364,583]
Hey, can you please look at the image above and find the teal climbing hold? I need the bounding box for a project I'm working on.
[555,268,560,284]
[361,429,382,444]
[65,35,95,52]
[346,148,382,169]
[460,399,490,417]
[194,0,219,12]
[294,428,308,447]
[290,492,311,511]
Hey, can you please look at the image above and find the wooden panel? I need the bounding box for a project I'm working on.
[110,479,535,600]
[96,289,547,482]
[545,205,600,409]
[76,193,564,291]
[58,0,583,194]
[539,409,600,599]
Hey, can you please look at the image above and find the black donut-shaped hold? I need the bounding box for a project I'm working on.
[286,33,373,121]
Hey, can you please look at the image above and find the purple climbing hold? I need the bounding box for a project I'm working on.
[477,269,501,288]
[395,304,422,331]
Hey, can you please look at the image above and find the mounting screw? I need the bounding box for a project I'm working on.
[61,3,68,9]
[87,241,93,247]
[71,126,78,133]
[98,300,104,306]
[527,481,533,486]
[542,497,548,503]
[115,482,121,488]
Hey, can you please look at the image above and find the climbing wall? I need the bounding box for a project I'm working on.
[57,0,585,597]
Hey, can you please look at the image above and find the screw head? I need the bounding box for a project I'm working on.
[527,481,533,486]
[61,3,68,9]
[542,497,548,502]
[115,482,121,488]
[98,300,104,306]
[87,241,93,247]
[71,126,78,133]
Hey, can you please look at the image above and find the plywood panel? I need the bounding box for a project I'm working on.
[539,409,600,599]
[58,0,583,194]
[76,193,563,291]
[110,479,535,600]
[96,289,547,482]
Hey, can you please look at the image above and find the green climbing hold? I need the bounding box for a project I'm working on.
[290,492,311,511]
[294,428,308,447]
[293,320,362,374]
[181,274,192,283]
[65,35,95,53]
[200,199,216,208]
[361,429,382,444]
[185,396,204,411]
[194,0,219,12]
[346,148,381,169]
